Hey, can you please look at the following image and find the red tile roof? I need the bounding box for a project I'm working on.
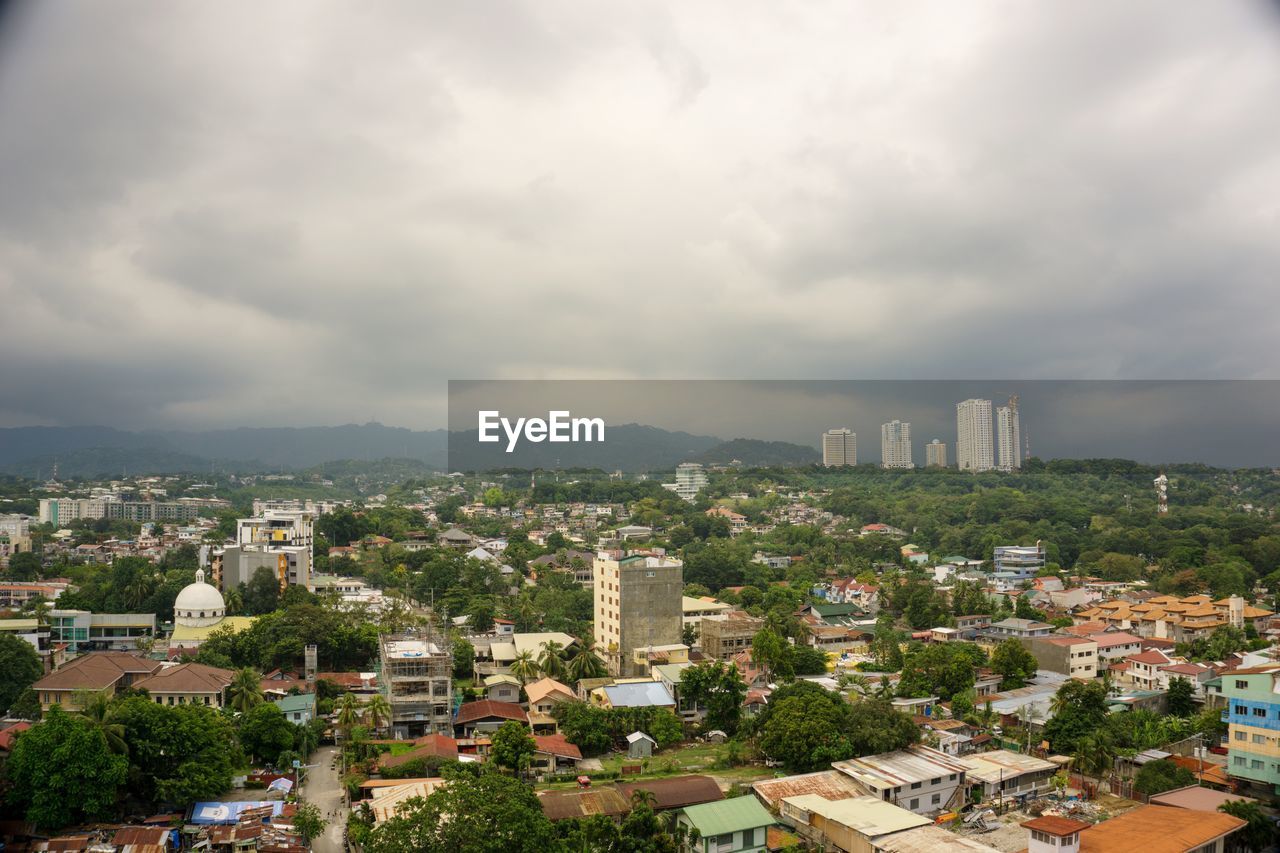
[533,734,582,760]
[453,700,528,726]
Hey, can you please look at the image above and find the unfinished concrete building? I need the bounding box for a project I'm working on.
[594,554,683,677]
[700,612,766,661]
[380,632,454,738]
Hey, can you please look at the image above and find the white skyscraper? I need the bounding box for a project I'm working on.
[996,401,1021,472]
[956,399,994,472]
[822,429,857,467]
[925,439,947,468]
[880,420,913,469]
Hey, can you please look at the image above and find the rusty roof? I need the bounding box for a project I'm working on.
[615,775,724,811]
[752,770,863,809]
[538,787,629,821]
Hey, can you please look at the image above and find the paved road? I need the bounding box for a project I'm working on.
[301,746,348,853]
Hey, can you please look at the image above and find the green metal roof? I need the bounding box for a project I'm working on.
[272,693,316,714]
[680,795,773,837]
[811,602,863,617]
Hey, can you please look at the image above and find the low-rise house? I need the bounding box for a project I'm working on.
[1019,636,1098,680]
[751,771,863,814]
[452,700,528,737]
[31,651,163,711]
[779,794,928,853]
[526,676,575,716]
[1084,631,1143,663]
[531,734,582,774]
[273,693,316,725]
[538,787,630,823]
[483,673,522,704]
[831,746,969,815]
[616,775,724,812]
[676,796,774,853]
[958,750,1057,802]
[988,618,1053,639]
[1025,804,1244,853]
[593,681,676,711]
[133,662,235,708]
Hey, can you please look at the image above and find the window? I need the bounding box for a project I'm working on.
[713,833,734,853]
[909,798,919,810]
[1236,731,1247,741]
[911,782,922,790]
[1254,708,1266,717]
[930,777,941,785]
[1234,756,1246,766]
[932,793,941,805]
[1251,759,1263,770]
[1253,734,1266,744]
[1235,679,1248,689]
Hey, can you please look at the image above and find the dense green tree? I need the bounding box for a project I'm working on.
[1219,799,1273,853]
[112,697,241,806]
[5,705,128,829]
[4,551,42,581]
[490,721,537,775]
[0,633,43,713]
[244,566,281,615]
[228,667,265,713]
[1132,759,1196,796]
[365,768,557,853]
[452,637,475,679]
[1042,680,1109,754]
[989,639,1039,690]
[755,682,917,772]
[1166,677,1196,717]
[237,703,296,765]
[897,643,984,701]
[566,638,608,682]
[680,661,747,734]
[292,802,326,845]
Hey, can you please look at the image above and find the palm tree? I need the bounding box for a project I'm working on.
[567,639,608,683]
[124,573,156,611]
[840,673,872,700]
[538,641,567,680]
[1218,800,1271,853]
[223,586,244,615]
[364,694,392,737]
[75,690,128,756]
[227,667,264,713]
[509,651,539,684]
[629,788,657,810]
[336,693,362,741]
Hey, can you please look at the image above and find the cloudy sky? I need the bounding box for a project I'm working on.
[2,1,1279,431]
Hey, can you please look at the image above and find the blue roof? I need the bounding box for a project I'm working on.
[603,682,674,708]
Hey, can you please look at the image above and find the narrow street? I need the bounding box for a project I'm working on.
[300,745,348,853]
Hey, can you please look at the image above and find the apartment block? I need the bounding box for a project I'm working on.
[880,420,913,469]
[1221,663,1280,794]
[955,399,993,472]
[822,429,856,467]
[925,439,947,468]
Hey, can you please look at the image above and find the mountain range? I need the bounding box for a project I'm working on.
[0,423,820,477]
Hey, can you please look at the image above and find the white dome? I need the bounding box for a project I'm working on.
[175,569,226,627]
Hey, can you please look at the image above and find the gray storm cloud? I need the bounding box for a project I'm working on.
[2,1,1279,430]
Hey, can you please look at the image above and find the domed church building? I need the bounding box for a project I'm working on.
[168,568,255,655]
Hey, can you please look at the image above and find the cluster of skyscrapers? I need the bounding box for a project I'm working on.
[821,394,1021,472]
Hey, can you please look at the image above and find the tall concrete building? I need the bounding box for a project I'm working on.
[594,554,683,677]
[925,439,947,468]
[996,401,1021,472]
[822,429,857,467]
[213,508,315,592]
[955,399,993,472]
[880,420,913,469]
[668,463,709,503]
